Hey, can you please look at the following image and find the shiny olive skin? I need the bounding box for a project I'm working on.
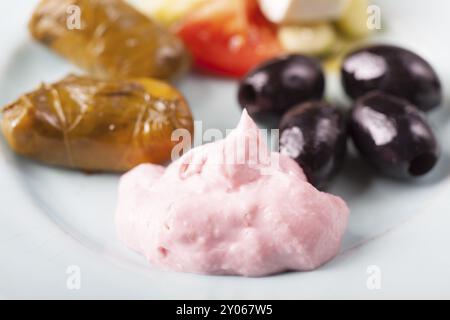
[238,55,325,117]
[349,91,440,179]
[342,45,442,112]
[279,101,347,189]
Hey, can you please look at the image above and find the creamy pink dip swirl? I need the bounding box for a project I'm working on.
[116,110,349,277]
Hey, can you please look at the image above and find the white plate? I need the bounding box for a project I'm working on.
[1,0,450,299]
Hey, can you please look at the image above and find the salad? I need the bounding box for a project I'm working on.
[128,0,373,77]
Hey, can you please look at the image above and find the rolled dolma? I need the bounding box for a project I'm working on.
[1,75,194,171]
[29,0,190,80]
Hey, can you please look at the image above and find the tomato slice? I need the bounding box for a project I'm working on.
[175,0,283,77]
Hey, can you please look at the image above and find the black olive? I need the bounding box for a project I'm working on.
[238,55,325,117]
[349,91,440,178]
[342,45,442,112]
[279,101,347,189]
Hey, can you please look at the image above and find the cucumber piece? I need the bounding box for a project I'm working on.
[278,23,337,56]
[125,0,206,26]
[336,0,371,38]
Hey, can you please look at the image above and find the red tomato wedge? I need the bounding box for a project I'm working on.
[175,0,283,77]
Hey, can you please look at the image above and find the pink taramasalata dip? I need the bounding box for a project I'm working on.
[115,110,349,277]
